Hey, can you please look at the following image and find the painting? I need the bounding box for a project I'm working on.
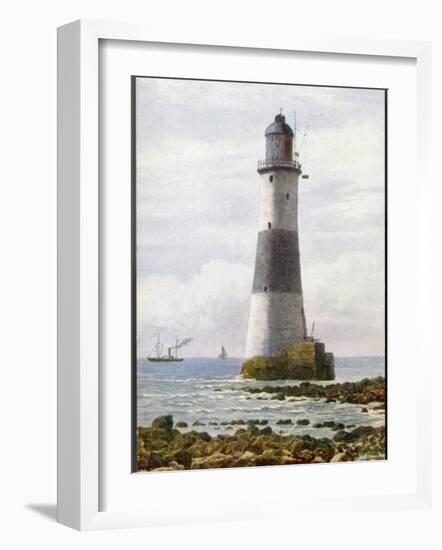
[133,76,386,472]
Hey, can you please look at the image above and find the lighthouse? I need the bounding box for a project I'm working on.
[241,113,335,381]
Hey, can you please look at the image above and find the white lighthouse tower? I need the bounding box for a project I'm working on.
[242,113,334,380]
[245,113,306,358]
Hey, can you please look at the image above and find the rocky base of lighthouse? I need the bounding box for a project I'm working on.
[241,341,335,381]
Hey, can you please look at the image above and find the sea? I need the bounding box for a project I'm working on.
[137,356,385,439]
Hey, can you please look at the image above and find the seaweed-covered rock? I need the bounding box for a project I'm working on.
[246,423,261,435]
[152,415,174,430]
[241,376,385,405]
[312,455,325,463]
[240,355,288,380]
[260,426,273,435]
[330,452,347,462]
[330,423,345,431]
[175,421,188,428]
[136,419,385,472]
[192,453,233,469]
[241,341,335,381]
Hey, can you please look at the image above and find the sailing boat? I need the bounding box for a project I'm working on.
[218,345,228,359]
[147,333,184,362]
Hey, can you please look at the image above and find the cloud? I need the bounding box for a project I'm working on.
[303,252,385,356]
[137,260,253,357]
[135,77,386,357]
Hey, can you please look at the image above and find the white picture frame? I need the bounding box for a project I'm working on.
[57,19,432,531]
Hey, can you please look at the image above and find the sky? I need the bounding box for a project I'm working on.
[135,77,385,358]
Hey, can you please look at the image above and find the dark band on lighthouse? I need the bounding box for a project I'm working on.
[252,229,302,294]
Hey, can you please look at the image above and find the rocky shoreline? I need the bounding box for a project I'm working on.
[137,415,385,471]
[241,376,385,405]
[136,376,386,472]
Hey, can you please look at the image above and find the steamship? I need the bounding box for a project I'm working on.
[147,334,184,362]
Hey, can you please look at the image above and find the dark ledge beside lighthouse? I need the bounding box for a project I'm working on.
[241,341,335,381]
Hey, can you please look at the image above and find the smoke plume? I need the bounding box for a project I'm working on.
[176,337,193,349]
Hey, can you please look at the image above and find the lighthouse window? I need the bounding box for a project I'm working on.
[286,193,290,200]
[268,222,271,229]
[269,175,273,182]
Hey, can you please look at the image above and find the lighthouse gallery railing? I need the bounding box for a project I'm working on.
[257,159,301,171]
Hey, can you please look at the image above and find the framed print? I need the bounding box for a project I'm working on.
[132,76,387,473]
[57,20,432,530]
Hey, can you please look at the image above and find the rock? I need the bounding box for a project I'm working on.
[240,376,385,404]
[255,449,281,466]
[296,419,310,425]
[240,355,288,380]
[312,455,325,463]
[168,461,185,470]
[238,451,255,463]
[175,421,188,428]
[326,398,336,403]
[260,426,273,435]
[191,452,232,469]
[248,419,268,425]
[240,342,335,381]
[289,438,305,455]
[313,422,323,428]
[276,419,293,425]
[350,426,377,438]
[298,449,314,462]
[152,415,174,430]
[322,421,336,428]
[330,453,347,462]
[331,423,345,431]
[333,430,353,442]
[361,408,368,413]
[246,422,260,435]
[136,414,386,472]
[169,450,192,469]
[193,420,206,426]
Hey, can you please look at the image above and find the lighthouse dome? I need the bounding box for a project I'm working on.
[264,114,294,137]
[262,113,294,165]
